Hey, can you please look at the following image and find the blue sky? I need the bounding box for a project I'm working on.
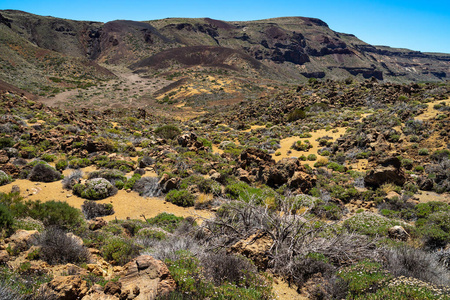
[1,0,449,53]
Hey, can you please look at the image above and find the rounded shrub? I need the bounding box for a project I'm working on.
[0,170,12,186]
[154,124,181,140]
[166,189,195,207]
[27,200,84,230]
[37,227,90,265]
[28,163,62,182]
[73,178,118,200]
[81,200,115,220]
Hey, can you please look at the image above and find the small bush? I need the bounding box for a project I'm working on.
[87,169,126,185]
[101,236,140,265]
[68,158,91,168]
[201,252,257,286]
[292,140,312,151]
[62,169,82,190]
[419,211,450,249]
[73,178,118,200]
[27,200,84,230]
[154,124,181,140]
[338,260,391,296]
[384,246,450,286]
[166,189,195,207]
[287,108,306,122]
[37,227,90,265]
[81,200,114,220]
[343,212,409,237]
[0,204,13,236]
[0,171,12,186]
[55,159,68,171]
[0,137,14,149]
[40,153,56,162]
[133,177,162,197]
[418,148,429,156]
[28,163,62,182]
[307,154,317,161]
[123,173,141,190]
[146,213,184,233]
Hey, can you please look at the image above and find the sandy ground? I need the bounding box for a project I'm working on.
[272,278,307,300]
[415,98,450,121]
[415,190,450,204]
[0,176,211,222]
[273,127,347,167]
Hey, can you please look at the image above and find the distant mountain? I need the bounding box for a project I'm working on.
[0,9,449,94]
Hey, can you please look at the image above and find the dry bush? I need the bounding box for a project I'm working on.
[29,163,62,182]
[62,169,82,190]
[81,200,114,220]
[201,252,257,286]
[198,195,381,287]
[36,227,90,265]
[133,177,162,197]
[0,282,23,300]
[383,246,450,287]
[143,236,203,262]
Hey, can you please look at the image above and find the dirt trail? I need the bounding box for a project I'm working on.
[39,66,172,109]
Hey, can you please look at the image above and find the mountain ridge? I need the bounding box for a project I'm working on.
[0,9,449,97]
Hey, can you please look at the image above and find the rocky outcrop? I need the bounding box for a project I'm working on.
[4,230,38,253]
[158,173,180,193]
[43,275,90,300]
[364,157,407,188]
[237,148,316,192]
[388,225,410,241]
[229,232,273,269]
[118,255,175,300]
[177,132,204,150]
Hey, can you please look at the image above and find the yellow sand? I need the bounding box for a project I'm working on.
[415,98,450,121]
[0,179,211,222]
[273,127,347,167]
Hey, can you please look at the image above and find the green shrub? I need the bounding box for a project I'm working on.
[356,281,449,299]
[0,204,13,236]
[418,148,429,156]
[101,236,140,265]
[88,169,127,185]
[338,260,392,296]
[287,108,306,122]
[154,124,181,140]
[418,211,450,249]
[114,180,125,189]
[123,174,141,190]
[166,190,195,207]
[165,251,273,299]
[0,137,14,149]
[343,212,409,236]
[146,213,184,233]
[68,158,91,168]
[292,140,312,151]
[55,159,68,171]
[136,228,166,240]
[327,162,346,172]
[40,153,56,162]
[73,178,118,200]
[26,200,84,230]
[0,171,12,186]
[307,154,317,161]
